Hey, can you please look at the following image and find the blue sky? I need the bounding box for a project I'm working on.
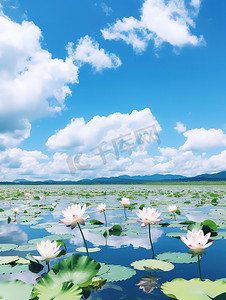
[0,0,225,181]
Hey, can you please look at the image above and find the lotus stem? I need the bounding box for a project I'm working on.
[124,206,127,220]
[173,212,176,221]
[103,211,108,226]
[47,262,50,272]
[77,223,89,257]
[198,255,203,281]
[148,224,155,258]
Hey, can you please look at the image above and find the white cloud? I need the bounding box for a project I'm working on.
[174,121,187,133]
[67,35,122,72]
[0,11,79,149]
[100,2,113,16]
[180,128,226,151]
[0,146,226,181]
[46,108,161,152]
[101,0,204,53]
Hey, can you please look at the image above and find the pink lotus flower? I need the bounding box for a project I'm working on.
[97,203,106,212]
[180,229,214,251]
[12,207,20,214]
[60,203,90,229]
[120,197,130,207]
[136,208,163,227]
[33,240,61,263]
[168,205,178,213]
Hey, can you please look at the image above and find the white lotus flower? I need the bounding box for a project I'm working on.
[137,208,163,227]
[33,240,61,263]
[25,193,31,198]
[60,203,90,229]
[168,205,178,213]
[97,203,106,212]
[12,207,20,214]
[120,197,130,207]
[180,229,214,251]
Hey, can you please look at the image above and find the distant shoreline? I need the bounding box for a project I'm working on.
[0,181,226,186]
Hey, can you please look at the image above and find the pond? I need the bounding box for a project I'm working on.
[0,184,226,299]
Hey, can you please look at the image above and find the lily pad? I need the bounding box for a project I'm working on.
[17,244,37,252]
[156,252,198,264]
[0,256,20,264]
[161,278,226,300]
[76,247,101,253]
[32,281,82,300]
[131,259,174,272]
[99,264,136,282]
[0,264,29,274]
[0,244,18,252]
[0,280,33,300]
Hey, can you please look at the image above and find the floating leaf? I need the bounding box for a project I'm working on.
[131,259,174,272]
[0,243,18,252]
[89,219,104,225]
[32,281,82,300]
[0,280,33,300]
[33,254,101,293]
[0,256,20,264]
[0,264,29,274]
[156,252,198,264]
[161,278,226,300]
[99,264,136,282]
[76,247,101,253]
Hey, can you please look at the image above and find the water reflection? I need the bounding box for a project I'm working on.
[0,223,27,244]
[136,275,160,294]
[46,224,164,249]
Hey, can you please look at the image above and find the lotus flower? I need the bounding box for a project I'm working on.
[33,240,61,263]
[97,203,106,212]
[60,204,90,229]
[136,208,163,227]
[180,229,214,251]
[25,193,31,198]
[168,205,178,213]
[12,207,20,214]
[120,197,130,207]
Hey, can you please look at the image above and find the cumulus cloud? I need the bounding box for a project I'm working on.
[101,0,204,53]
[0,11,79,149]
[46,108,161,152]
[180,128,226,151]
[174,121,187,133]
[0,146,226,181]
[67,35,121,72]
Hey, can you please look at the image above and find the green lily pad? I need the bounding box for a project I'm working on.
[76,247,101,253]
[34,254,101,294]
[17,244,37,252]
[166,232,186,238]
[0,264,29,274]
[161,278,226,300]
[131,259,174,272]
[99,264,136,282]
[0,280,33,300]
[0,256,20,264]
[0,244,18,251]
[156,252,198,264]
[32,281,82,300]
[96,263,110,276]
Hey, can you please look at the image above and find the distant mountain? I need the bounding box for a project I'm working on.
[1,171,225,184]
